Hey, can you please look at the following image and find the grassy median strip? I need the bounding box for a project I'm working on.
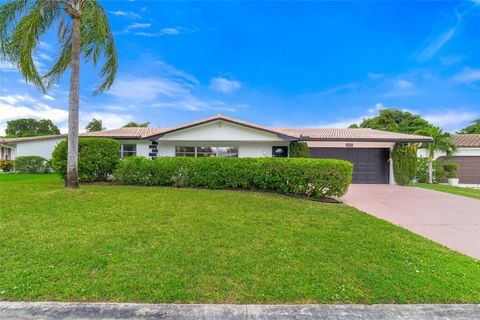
[1,174,479,303]
[414,183,480,200]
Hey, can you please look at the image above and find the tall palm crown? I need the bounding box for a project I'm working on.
[0,0,117,92]
[418,126,457,183]
[419,126,457,159]
[0,0,118,187]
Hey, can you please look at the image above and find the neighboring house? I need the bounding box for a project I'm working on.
[0,114,431,184]
[418,134,480,184]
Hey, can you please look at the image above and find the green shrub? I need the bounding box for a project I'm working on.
[14,156,52,173]
[289,142,310,158]
[51,138,120,182]
[0,160,13,172]
[443,162,459,179]
[114,157,353,199]
[392,144,417,186]
[416,157,444,183]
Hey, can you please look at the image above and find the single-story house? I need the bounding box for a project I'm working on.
[1,114,432,184]
[417,134,480,185]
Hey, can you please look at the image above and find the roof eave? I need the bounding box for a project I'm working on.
[144,117,299,141]
[299,137,433,143]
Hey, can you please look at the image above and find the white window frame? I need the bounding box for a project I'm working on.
[175,146,239,158]
[120,144,137,158]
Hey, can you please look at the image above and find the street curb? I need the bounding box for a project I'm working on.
[0,302,479,319]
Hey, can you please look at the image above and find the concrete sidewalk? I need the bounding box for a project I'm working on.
[1,302,479,320]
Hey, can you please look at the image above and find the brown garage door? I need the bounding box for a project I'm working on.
[309,148,390,184]
[438,156,480,184]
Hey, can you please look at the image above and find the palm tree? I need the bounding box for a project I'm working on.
[0,0,118,188]
[418,126,457,184]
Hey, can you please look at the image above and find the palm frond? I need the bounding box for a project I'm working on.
[7,1,61,92]
[0,0,30,56]
[81,0,118,94]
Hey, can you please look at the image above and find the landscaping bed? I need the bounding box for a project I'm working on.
[1,174,479,303]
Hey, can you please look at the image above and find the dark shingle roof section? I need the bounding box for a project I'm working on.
[453,134,480,147]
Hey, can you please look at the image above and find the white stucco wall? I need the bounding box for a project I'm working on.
[160,120,286,142]
[13,138,65,160]
[417,147,480,159]
[116,140,151,158]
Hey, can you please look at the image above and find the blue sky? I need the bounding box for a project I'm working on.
[1,0,480,133]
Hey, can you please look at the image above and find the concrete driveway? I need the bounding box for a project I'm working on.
[342,185,480,260]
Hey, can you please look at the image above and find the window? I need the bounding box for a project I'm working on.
[121,144,137,158]
[175,146,195,157]
[175,146,239,158]
[272,146,288,157]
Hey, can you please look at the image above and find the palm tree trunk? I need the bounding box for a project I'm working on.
[428,158,433,184]
[65,16,81,188]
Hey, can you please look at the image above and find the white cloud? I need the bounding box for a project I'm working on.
[382,79,417,97]
[37,52,53,62]
[80,112,134,131]
[0,60,17,72]
[209,77,242,93]
[160,28,179,35]
[107,78,188,102]
[152,60,200,85]
[424,111,478,129]
[38,41,53,51]
[453,68,480,83]
[109,11,141,19]
[134,27,183,37]
[0,94,69,134]
[125,23,151,32]
[415,26,458,62]
[107,73,237,113]
[43,94,55,101]
[395,79,414,89]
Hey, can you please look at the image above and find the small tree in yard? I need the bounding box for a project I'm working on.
[85,118,104,132]
[418,126,457,184]
[0,0,118,188]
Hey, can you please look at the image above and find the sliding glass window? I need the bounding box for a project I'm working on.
[175,146,239,158]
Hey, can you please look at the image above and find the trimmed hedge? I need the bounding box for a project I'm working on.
[51,138,120,181]
[114,157,353,199]
[289,142,310,158]
[392,144,417,186]
[14,156,52,173]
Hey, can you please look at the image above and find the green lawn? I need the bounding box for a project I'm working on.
[1,174,480,304]
[414,183,480,200]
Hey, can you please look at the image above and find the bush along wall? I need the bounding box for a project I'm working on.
[14,156,52,173]
[416,157,444,183]
[0,160,13,172]
[51,138,120,182]
[114,157,353,199]
[392,143,417,186]
[289,142,310,158]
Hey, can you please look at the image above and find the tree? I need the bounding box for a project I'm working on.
[85,118,104,132]
[352,109,432,134]
[123,122,149,128]
[0,0,118,188]
[418,126,457,184]
[6,118,60,137]
[458,119,480,134]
